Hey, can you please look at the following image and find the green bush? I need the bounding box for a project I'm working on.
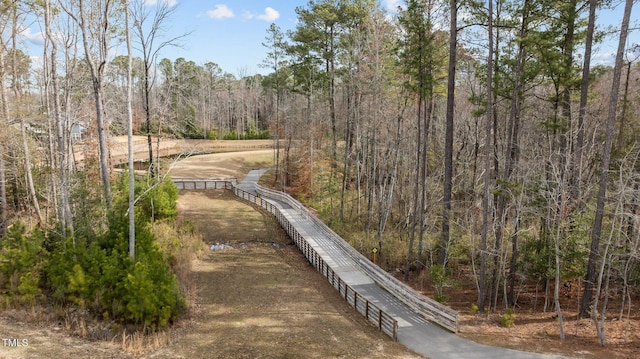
[0,222,45,305]
[501,308,516,327]
[44,175,185,330]
[429,264,449,303]
[206,129,218,140]
[470,303,479,315]
[45,237,107,308]
[136,177,179,222]
[17,272,41,305]
[222,129,270,140]
[223,130,240,140]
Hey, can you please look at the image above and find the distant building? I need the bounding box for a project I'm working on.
[71,122,86,142]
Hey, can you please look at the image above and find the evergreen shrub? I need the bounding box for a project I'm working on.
[0,223,44,305]
[44,176,185,330]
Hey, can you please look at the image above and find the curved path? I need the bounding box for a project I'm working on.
[238,169,568,359]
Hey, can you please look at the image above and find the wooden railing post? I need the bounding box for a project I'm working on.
[354,292,358,311]
[366,300,369,319]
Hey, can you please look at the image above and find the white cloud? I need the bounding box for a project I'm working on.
[30,56,43,70]
[244,7,280,22]
[592,51,615,66]
[207,4,234,20]
[18,26,45,46]
[257,7,280,22]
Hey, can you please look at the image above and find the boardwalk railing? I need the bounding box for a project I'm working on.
[174,178,459,336]
[173,178,237,190]
[252,184,459,333]
[233,185,398,341]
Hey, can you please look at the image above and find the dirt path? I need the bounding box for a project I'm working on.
[149,190,420,358]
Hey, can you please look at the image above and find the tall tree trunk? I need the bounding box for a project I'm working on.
[478,0,494,313]
[9,5,42,224]
[553,207,565,339]
[580,0,634,319]
[378,109,404,266]
[417,90,434,271]
[616,60,633,149]
[274,85,281,187]
[406,57,424,280]
[74,0,112,207]
[440,0,457,266]
[19,118,43,224]
[0,47,8,237]
[573,0,597,201]
[45,0,73,236]
[340,82,355,222]
[125,0,136,259]
[144,64,154,177]
[559,0,577,178]
[505,0,530,305]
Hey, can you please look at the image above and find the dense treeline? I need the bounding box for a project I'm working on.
[0,0,638,344]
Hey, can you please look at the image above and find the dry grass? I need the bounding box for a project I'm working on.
[152,220,207,304]
[147,189,421,359]
[120,329,173,355]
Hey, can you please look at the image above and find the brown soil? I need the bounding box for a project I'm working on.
[454,287,640,358]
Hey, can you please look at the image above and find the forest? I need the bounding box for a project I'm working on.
[0,0,639,348]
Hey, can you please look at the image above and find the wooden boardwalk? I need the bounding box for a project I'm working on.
[174,172,567,359]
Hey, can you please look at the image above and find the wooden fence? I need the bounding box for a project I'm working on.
[173,178,237,190]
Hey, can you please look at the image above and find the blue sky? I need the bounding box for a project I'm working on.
[146,0,638,75]
[18,0,640,77]
[154,0,402,75]
[160,1,306,75]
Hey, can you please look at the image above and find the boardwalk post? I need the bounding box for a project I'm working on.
[393,321,398,341]
[354,292,358,311]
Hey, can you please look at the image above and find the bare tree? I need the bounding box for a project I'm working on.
[131,0,187,178]
[5,2,43,224]
[43,0,74,236]
[125,0,136,259]
[61,0,119,207]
